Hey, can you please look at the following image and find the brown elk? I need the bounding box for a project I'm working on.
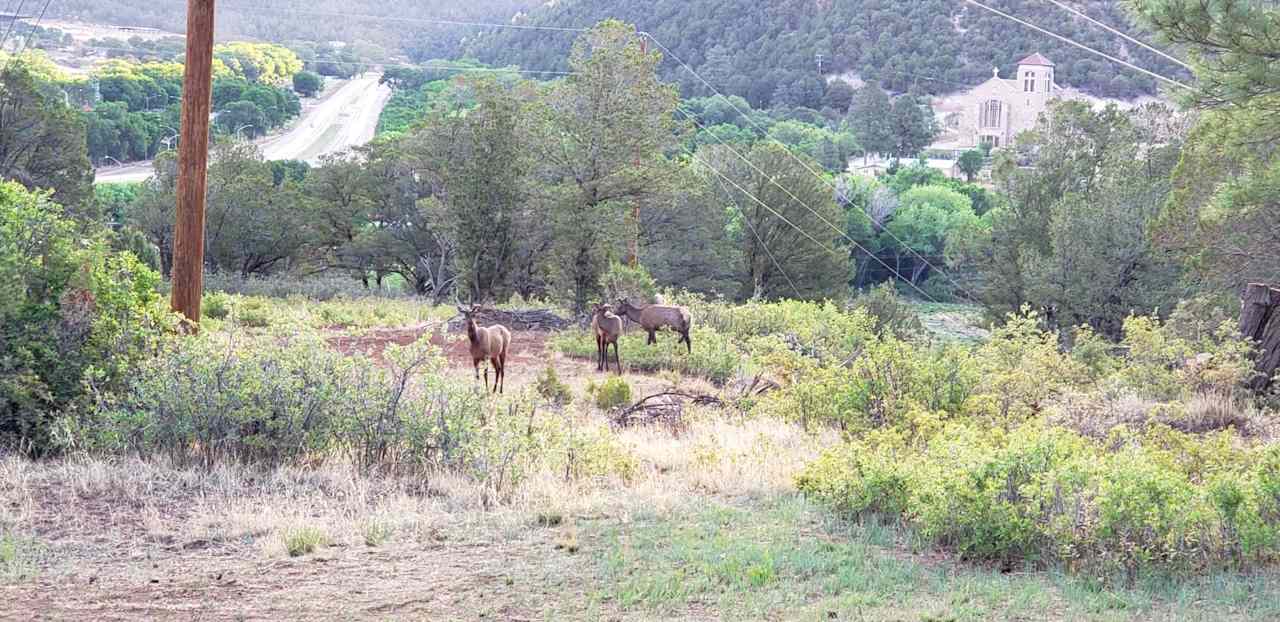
[592,303,623,374]
[614,298,692,353]
[460,304,512,394]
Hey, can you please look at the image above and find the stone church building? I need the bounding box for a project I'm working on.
[932,53,1073,150]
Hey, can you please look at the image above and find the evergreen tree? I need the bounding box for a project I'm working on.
[888,93,938,160]
[847,84,894,161]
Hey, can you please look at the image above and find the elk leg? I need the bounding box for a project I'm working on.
[484,366,491,393]
[647,329,656,345]
[613,341,622,375]
[684,331,692,354]
[596,334,604,371]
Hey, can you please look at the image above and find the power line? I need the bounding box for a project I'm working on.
[0,0,28,54]
[1040,0,1192,71]
[11,0,50,61]
[643,30,961,301]
[688,151,850,265]
[684,111,941,302]
[960,0,1191,89]
[712,172,803,300]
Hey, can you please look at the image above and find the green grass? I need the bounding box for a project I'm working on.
[362,518,395,547]
[583,496,1280,621]
[554,327,746,384]
[914,301,990,344]
[283,526,330,557]
[0,533,45,583]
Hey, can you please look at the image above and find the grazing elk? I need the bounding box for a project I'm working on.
[614,298,692,353]
[592,303,624,374]
[460,304,512,394]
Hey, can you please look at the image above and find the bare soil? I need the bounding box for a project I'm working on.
[327,324,550,368]
[2,530,604,621]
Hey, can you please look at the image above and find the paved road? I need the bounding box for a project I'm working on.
[94,74,392,184]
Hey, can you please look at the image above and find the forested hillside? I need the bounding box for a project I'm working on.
[469,0,1188,103]
[48,0,540,60]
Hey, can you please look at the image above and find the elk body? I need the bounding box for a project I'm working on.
[461,305,512,394]
[592,303,624,374]
[615,299,692,353]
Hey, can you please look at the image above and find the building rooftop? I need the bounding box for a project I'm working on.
[1017,53,1055,67]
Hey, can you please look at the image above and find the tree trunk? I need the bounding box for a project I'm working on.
[1240,283,1280,392]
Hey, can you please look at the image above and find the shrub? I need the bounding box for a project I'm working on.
[556,420,639,482]
[796,436,911,518]
[594,376,632,411]
[535,365,573,406]
[203,291,234,320]
[235,298,273,328]
[283,525,329,556]
[798,419,1280,576]
[0,182,172,455]
[0,533,45,583]
[693,298,878,364]
[86,332,458,469]
[850,282,925,339]
[362,518,395,547]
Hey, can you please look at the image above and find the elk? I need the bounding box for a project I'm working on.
[460,304,512,394]
[592,303,624,374]
[614,298,692,353]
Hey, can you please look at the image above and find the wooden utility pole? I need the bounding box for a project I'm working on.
[170,0,216,329]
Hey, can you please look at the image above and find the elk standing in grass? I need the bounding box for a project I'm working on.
[592,303,624,374]
[615,298,693,353]
[460,304,512,394]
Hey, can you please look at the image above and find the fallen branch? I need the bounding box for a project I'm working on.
[610,391,724,432]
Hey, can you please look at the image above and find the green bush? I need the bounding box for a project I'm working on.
[799,419,1280,575]
[283,525,329,557]
[535,365,573,406]
[553,327,743,384]
[0,182,171,455]
[792,303,1280,576]
[850,282,925,339]
[601,261,657,305]
[203,291,234,320]
[691,297,878,364]
[594,376,633,411]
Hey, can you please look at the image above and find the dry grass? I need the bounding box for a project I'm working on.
[1048,390,1275,440]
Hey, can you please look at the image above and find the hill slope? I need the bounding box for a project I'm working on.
[47,0,541,60]
[468,0,1188,104]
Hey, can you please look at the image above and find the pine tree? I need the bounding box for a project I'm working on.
[847,84,894,161]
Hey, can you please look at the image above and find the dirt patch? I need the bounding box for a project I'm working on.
[1,527,606,621]
[326,324,548,368]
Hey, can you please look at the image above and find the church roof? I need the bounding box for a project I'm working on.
[1017,53,1054,67]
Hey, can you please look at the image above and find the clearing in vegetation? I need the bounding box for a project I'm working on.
[3,286,1280,621]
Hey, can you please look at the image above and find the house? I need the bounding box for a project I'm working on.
[931,53,1075,150]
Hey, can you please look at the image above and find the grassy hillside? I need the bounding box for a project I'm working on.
[468,0,1189,104]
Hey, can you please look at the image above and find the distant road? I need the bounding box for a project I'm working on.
[94,74,392,184]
